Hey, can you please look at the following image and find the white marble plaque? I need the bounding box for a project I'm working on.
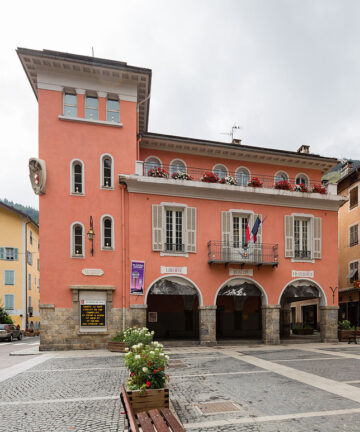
[229,269,254,276]
[82,268,104,276]
[292,270,314,278]
[160,266,187,275]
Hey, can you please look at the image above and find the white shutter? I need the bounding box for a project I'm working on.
[313,217,322,259]
[14,248,18,260]
[152,205,163,251]
[221,211,231,261]
[253,214,262,262]
[186,207,197,253]
[0,248,4,260]
[284,215,294,258]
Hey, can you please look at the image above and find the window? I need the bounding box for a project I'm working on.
[152,204,196,253]
[165,209,184,252]
[4,294,14,311]
[71,223,84,257]
[101,155,113,188]
[233,215,248,248]
[170,159,187,176]
[295,174,309,187]
[101,216,114,250]
[235,168,250,186]
[63,93,77,117]
[213,164,228,180]
[28,274,32,290]
[27,251,33,266]
[71,160,84,194]
[274,171,289,184]
[29,230,33,245]
[350,187,358,210]
[284,215,322,259]
[106,98,120,123]
[0,247,18,260]
[145,157,161,175]
[4,270,15,285]
[85,96,99,120]
[350,225,358,247]
[28,296,32,308]
[37,258,40,271]
[294,218,310,259]
[348,261,359,283]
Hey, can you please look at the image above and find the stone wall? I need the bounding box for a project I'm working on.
[320,306,339,343]
[199,306,217,345]
[262,305,280,344]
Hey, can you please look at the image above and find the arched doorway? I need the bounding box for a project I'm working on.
[215,278,265,340]
[146,276,200,340]
[279,279,326,340]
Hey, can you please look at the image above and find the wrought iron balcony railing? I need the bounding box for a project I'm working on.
[164,243,185,253]
[294,250,312,259]
[208,241,278,267]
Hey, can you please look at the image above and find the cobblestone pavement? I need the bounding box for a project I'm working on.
[2,343,360,431]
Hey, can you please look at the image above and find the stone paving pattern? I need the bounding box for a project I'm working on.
[1,344,360,430]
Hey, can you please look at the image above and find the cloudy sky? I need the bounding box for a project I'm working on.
[1,0,360,208]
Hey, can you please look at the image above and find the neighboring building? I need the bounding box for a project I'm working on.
[18,48,345,350]
[338,161,360,325]
[0,201,40,329]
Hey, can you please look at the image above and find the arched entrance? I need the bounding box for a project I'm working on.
[279,279,326,340]
[215,278,265,340]
[146,276,201,340]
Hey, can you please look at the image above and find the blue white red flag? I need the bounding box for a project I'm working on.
[251,217,262,243]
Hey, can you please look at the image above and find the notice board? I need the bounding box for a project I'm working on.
[80,300,106,327]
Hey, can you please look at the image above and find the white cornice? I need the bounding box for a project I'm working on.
[118,175,347,211]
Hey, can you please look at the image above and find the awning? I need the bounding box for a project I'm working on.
[347,268,358,279]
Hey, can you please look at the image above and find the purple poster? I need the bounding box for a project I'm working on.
[130,261,145,295]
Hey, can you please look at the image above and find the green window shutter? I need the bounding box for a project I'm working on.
[0,248,4,260]
[14,248,18,260]
[4,270,14,285]
[4,294,14,310]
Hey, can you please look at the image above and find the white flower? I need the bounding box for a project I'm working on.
[150,351,155,355]
[138,343,143,347]
[165,355,169,360]
[142,367,148,373]
[125,348,129,352]
[151,331,155,334]
[132,345,137,349]
[125,352,132,357]
[159,353,164,357]
[135,355,141,359]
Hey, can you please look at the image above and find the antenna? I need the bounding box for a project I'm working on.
[220,124,241,142]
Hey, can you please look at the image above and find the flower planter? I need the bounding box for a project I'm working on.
[338,329,360,341]
[108,341,126,352]
[292,328,314,335]
[126,387,169,414]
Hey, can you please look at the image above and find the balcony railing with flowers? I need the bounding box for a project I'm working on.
[142,163,328,194]
[208,241,279,267]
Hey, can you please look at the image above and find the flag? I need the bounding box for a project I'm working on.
[246,220,251,244]
[251,217,262,243]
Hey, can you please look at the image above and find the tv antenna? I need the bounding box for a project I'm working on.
[221,124,241,142]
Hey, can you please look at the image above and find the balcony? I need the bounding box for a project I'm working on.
[208,241,279,267]
[294,250,312,260]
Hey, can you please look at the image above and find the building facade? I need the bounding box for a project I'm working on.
[0,202,40,329]
[338,162,360,325]
[18,48,345,350]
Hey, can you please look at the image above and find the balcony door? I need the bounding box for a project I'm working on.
[232,215,250,261]
[294,218,310,259]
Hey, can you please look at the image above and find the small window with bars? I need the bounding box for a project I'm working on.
[350,225,358,247]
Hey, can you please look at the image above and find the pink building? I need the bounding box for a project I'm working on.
[18,48,345,350]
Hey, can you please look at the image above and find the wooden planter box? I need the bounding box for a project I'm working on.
[108,341,126,352]
[126,387,169,414]
[292,328,314,335]
[338,329,360,341]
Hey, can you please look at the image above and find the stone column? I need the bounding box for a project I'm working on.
[262,305,280,344]
[320,306,339,343]
[199,306,217,345]
[280,304,291,338]
[127,305,147,329]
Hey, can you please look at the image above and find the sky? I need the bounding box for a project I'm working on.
[1,0,360,208]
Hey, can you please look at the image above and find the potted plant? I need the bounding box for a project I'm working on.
[108,331,126,352]
[124,341,170,413]
[292,323,314,335]
[124,327,154,348]
[171,171,193,180]
[201,172,220,183]
[248,177,263,188]
[219,175,237,185]
[294,183,308,193]
[338,320,360,341]
[147,167,169,178]
[311,184,326,194]
[274,180,292,191]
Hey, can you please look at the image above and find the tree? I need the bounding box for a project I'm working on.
[0,306,13,324]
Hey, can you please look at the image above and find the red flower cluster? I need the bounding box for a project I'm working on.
[147,167,169,178]
[146,381,151,387]
[274,180,292,190]
[294,183,308,192]
[201,172,220,183]
[311,184,326,194]
[248,177,263,187]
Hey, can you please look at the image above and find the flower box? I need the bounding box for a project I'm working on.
[248,177,263,187]
[108,341,126,352]
[147,167,169,178]
[274,180,292,191]
[338,329,360,341]
[311,184,326,194]
[294,183,308,193]
[126,386,169,414]
[201,172,220,183]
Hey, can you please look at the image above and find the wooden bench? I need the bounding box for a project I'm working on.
[120,385,185,432]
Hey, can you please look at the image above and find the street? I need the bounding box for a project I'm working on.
[0,336,40,369]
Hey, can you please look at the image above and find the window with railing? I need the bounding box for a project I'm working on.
[294,218,311,259]
[165,209,184,252]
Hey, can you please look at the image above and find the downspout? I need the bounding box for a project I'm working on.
[119,180,127,331]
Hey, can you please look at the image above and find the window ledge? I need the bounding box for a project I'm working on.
[71,255,85,259]
[160,252,189,258]
[70,192,85,197]
[101,247,114,251]
[78,331,109,335]
[59,115,123,128]
[100,187,114,191]
[291,258,315,263]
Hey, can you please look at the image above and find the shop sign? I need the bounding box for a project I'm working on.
[229,269,253,276]
[80,300,106,327]
[131,261,145,295]
[160,266,187,275]
[82,268,104,276]
[292,270,314,278]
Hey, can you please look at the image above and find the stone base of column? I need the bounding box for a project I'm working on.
[262,305,280,345]
[320,306,339,343]
[199,306,217,345]
[280,305,291,338]
[126,305,147,329]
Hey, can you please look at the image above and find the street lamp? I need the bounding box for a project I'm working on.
[87,216,95,256]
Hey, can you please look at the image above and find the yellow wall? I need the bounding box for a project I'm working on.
[27,222,40,329]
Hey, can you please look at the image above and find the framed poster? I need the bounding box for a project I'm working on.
[130,261,145,295]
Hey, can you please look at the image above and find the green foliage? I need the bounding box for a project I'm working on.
[111,331,125,342]
[0,306,13,324]
[123,327,154,348]
[124,342,169,392]
[338,320,352,330]
[293,322,313,330]
[1,198,39,224]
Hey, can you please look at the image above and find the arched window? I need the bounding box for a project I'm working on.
[100,154,113,188]
[170,159,187,176]
[213,164,228,180]
[71,223,84,257]
[235,167,250,186]
[144,157,161,175]
[295,173,309,187]
[71,160,84,194]
[274,171,289,184]
[101,215,114,250]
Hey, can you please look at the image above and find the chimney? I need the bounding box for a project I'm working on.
[297,145,310,154]
[340,160,353,178]
[232,138,242,145]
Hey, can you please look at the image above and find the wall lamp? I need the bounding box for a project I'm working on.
[87,216,95,256]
